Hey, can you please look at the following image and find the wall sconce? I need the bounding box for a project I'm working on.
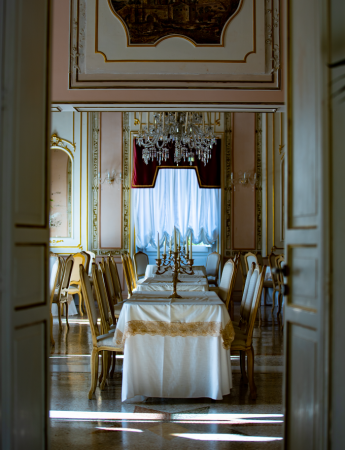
[229,172,260,191]
[97,170,123,188]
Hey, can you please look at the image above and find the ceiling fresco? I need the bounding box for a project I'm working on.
[109,0,242,45]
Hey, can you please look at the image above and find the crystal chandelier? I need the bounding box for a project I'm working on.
[136,112,217,166]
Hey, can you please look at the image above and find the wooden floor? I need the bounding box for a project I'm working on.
[50,302,284,449]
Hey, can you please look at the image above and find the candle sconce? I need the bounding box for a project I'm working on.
[229,171,260,191]
[98,170,123,188]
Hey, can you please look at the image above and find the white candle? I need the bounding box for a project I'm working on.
[157,233,160,259]
[178,231,180,248]
[164,236,166,255]
[170,237,172,251]
[174,228,177,252]
[187,237,189,258]
[190,231,193,259]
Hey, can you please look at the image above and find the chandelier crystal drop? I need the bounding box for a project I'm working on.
[136,112,217,167]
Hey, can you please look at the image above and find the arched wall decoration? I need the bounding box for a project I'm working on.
[107,0,244,47]
[51,133,76,159]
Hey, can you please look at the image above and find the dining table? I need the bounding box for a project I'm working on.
[136,264,209,292]
[114,290,234,402]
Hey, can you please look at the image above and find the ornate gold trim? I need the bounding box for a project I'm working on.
[224,113,232,255]
[256,113,262,252]
[51,133,75,159]
[95,0,255,63]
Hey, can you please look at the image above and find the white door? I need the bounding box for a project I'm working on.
[0,0,51,448]
[283,0,331,448]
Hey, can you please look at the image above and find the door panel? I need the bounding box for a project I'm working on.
[0,0,51,447]
[285,0,330,448]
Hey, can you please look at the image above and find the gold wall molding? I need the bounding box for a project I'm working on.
[90,112,130,256]
[51,133,76,158]
[256,113,262,252]
[224,113,232,257]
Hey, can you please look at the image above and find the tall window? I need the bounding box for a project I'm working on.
[133,169,220,249]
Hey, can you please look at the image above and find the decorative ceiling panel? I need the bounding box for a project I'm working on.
[70,0,281,89]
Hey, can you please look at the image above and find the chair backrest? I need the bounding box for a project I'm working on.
[79,264,100,346]
[61,255,74,291]
[81,251,91,274]
[50,258,61,305]
[256,252,264,265]
[217,259,235,304]
[85,251,96,275]
[99,260,116,308]
[121,255,133,296]
[268,252,279,288]
[244,252,258,273]
[224,256,240,309]
[92,263,113,333]
[240,264,259,327]
[109,257,123,303]
[245,265,267,347]
[70,252,86,283]
[127,255,137,289]
[50,254,58,277]
[133,251,149,279]
[206,252,221,278]
[275,255,285,287]
[239,262,255,319]
[239,253,247,277]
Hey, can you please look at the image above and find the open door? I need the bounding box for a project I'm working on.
[0,0,51,447]
[284,0,330,448]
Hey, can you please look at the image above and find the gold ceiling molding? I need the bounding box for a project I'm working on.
[94,0,255,63]
[106,0,244,48]
[90,112,130,256]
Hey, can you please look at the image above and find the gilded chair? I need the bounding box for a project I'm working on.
[231,265,266,400]
[52,255,74,330]
[92,263,114,334]
[121,254,133,297]
[133,251,149,281]
[239,253,247,294]
[110,257,124,304]
[68,252,86,315]
[81,251,91,275]
[268,252,281,314]
[127,255,137,291]
[209,256,238,313]
[100,260,123,319]
[79,265,122,399]
[50,258,61,346]
[205,252,221,287]
[244,252,258,273]
[85,251,96,275]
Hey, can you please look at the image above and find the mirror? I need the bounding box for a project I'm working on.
[50,147,73,238]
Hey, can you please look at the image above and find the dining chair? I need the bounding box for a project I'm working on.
[81,251,91,275]
[52,255,74,330]
[121,254,133,297]
[49,258,61,346]
[79,265,122,399]
[205,252,221,287]
[268,252,281,315]
[244,252,258,273]
[133,251,149,280]
[85,251,96,275]
[68,252,86,315]
[231,265,266,400]
[127,255,137,291]
[239,253,247,294]
[209,256,238,314]
[275,255,285,316]
[110,257,124,304]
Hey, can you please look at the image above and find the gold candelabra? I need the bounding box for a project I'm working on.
[155,247,194,299]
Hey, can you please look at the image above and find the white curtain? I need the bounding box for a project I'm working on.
[133,169,220,249]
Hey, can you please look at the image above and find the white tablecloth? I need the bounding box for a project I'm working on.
[144,264,207,279]
[114,291,234,401]
[136,276,208,292]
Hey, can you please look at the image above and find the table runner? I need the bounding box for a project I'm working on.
[114,292,234,351]
[144,264,207,279]
[136,275,208,292]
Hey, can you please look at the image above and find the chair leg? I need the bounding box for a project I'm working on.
[100,351,109,390]
[78,292,84,316]
[89,348,99,399]
[240,351,248,384]
[246,347,257,400]
[98,352,104,384]
[50,312,55,346]
[278,292,283,315]
[58,303,62,330]
[65,302,70,329]
[110,351,116,378]
[271,289,276,314]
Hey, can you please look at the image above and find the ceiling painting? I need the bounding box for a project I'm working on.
[109,0,242,46]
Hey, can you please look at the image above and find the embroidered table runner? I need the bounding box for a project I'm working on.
[114,291,234,350]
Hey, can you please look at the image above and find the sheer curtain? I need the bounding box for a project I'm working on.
[133,169,220,249]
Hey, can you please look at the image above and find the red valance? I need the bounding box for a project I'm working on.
[132,139,221,188]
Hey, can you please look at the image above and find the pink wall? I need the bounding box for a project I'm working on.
[51,0,285,104]
[50,149,69,237]
[99,112,123,248]
[232,113,256,250]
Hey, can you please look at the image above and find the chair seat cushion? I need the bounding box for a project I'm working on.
[68,287,80,294]
[96,332,121,350]
[231,335,248,349]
